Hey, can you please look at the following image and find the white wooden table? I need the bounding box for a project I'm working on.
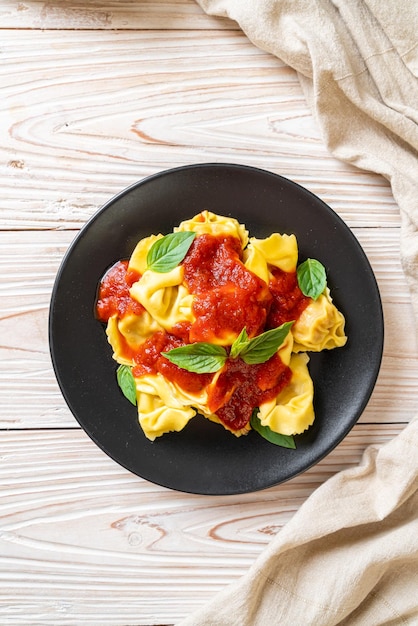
[1,2,417,624]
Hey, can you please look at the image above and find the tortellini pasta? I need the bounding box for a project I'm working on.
[176,210,249,248]
[257,353,314,435]
[135,374,207,440]
[244,233,298,280]
[107,312,163,362]
[130,265,195,331]
[128,234,163,275]
[96,211,347,443]
[292,288,347,352]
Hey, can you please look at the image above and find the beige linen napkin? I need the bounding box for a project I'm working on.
[179,418,418,625]
[177,1,418,624]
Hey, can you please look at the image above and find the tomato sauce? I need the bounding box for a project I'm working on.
[267,267,310,328]
[182,234,272,342]
[132,331,213,394]
[96,234,311,434]
[207,354,291,431]
[96,260,144,322]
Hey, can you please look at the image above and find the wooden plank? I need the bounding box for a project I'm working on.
[1,6,414,626]
[0,424,406,625]
[0,0,234,30]
[0,229,417,429]
[0,29,399,230]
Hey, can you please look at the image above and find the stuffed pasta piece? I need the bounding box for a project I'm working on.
[96,211,347,444]
[244,233,347,352]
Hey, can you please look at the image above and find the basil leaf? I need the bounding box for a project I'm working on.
[250,410,296,449]
[239,322,294,365]
[162,343,227,373]
[297,258,327,300]
[230,327,249,359]
[116,365,137,406]
[146,231,196,273]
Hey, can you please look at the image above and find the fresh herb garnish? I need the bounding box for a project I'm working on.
[236,322,294,364]
[162,322,293,373]
[297,258,327,300]
[162,342,228,374]
[116,364,137,405]
[229,327,249,359]
[250,410,296,448]
[146,231,196,273]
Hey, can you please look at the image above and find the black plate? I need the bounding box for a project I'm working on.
[49,163,383,495]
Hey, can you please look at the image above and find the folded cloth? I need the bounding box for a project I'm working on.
[177,1,418,624]
[178,417,418,625]
[196,0,418,329]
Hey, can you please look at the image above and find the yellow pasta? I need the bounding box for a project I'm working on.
[257,353,315,435]
[176,210,248,248]
[292,288,347,352]
[96,211,347,445]
[136,381,196,441]
[106,312,163,362]
[128,233,163,275]
[130,265,195,331]
[244,233,298,281]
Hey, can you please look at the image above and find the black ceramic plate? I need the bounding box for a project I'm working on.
[49,163,383,495]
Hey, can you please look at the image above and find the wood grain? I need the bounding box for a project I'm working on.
[1,229,417,429]
[0,0,234,30]
[0,424,404,626]
[1,3,417,624]
[0,29,399,229]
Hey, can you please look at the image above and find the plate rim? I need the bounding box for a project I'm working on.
[49,162,384,494]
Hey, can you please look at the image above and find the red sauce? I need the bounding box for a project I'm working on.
[132,331,213,394]
[169,321,192,343]
[207,354,291,431]
[267,267,311,328]
[183,234,272,342]
[97,234,311,434]
[96,261,144,322]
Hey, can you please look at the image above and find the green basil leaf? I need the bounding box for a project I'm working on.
[162,343,227,373]
[116,365,137,406]
[146,231,196,273]
[250,410,296,449]
[230,327,250,359]
[297,258,327,300]
[239,321,294,365]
